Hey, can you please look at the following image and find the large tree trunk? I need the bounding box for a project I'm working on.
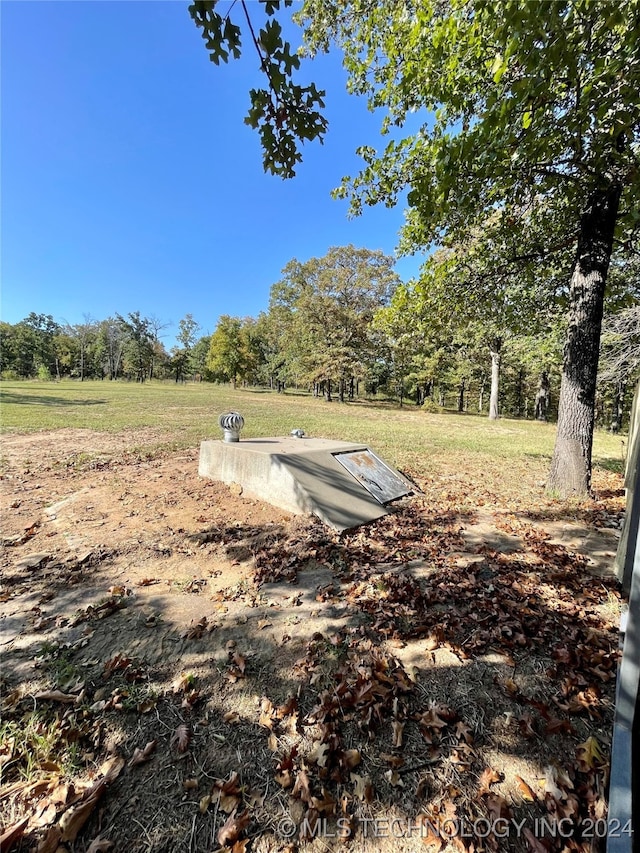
[488,338,502,420]
[548,186,621,497]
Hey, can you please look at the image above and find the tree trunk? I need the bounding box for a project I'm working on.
[548,185,621,497]
[534,371,551,421]
[325,379,332,402]
[488,339,502,420]
[458,378,465,412]
[516,368,524,418]
[478,374,486,413]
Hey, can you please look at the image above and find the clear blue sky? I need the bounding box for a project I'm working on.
[1,1,425,347]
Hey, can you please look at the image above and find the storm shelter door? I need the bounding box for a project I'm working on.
[333,450,412,505]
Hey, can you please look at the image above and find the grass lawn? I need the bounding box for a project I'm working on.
[0,379,627,491]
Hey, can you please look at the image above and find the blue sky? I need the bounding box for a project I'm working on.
[1,1,426,348]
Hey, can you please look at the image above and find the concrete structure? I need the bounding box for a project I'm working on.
[198,436,416,531]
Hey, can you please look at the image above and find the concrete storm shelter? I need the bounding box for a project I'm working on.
[199,415,417,531]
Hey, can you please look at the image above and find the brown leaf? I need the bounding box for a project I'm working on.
[128,740,157,767]
[478,768,501,796]
[0,817,29,853]
[224,711,241,724]
[343,748,361,769]
[217,809,250,847]
[292,769,312,803]
[380,752,405,768]
[454,721,474,744]
[384,768,404,787]
[34,690,79,704]
[575,735,604,771]
[515,775,536,802]
[310,788,336,816]
[59,779,106,842]
[544,716,573,736]
[308,740,330,768]
[259,697,276,729]
[391,719,405,748]
[33,825,62,853]
[171,724,191,754]
[32,801,58,827]
[99,755,126,784]
[350,773,373,802]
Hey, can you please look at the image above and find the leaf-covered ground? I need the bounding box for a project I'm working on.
[0,428,627,853]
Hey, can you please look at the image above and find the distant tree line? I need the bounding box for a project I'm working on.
[0,312,210,385]
[1,246,638,431]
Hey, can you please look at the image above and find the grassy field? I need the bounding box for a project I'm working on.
[0,379,626,479]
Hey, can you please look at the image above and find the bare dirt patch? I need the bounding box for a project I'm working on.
[0,430,627,853]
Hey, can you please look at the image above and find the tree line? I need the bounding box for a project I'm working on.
[3,243,637,433]
[0,312,208,384]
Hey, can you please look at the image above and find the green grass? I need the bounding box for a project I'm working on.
[0,379,626,481]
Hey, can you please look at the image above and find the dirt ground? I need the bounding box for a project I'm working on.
[0,429,628,853]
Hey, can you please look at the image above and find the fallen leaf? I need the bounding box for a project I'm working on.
[350,773,373,802]
[515,775,536,801]
[292,769,312,803]
[308,740,330,767]
[128,740,157,767]
[0,817,29,853]
[34,690,79,704]
[478,768,501,796]
[392,719,405,748]
[384,769,404,787]
[217,809,250,847]
[59,779,106,842]
[171,724,191,754]
[343,748,361,769]
[575,735,604,771]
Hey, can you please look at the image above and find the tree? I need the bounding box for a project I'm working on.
[207,315,256,387]
[117,312,154,383]
[194,0,640,496]
[171,314,202,383]
[98,317,127,380]
[268,246,399,401]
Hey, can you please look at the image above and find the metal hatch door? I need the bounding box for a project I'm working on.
[332,449,413,505]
